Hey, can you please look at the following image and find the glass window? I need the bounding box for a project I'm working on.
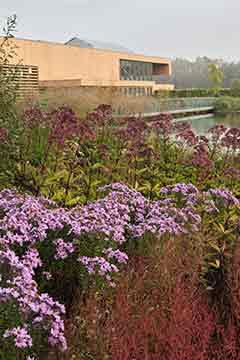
[120,60,153,81]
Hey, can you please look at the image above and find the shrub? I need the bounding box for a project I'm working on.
[62,250,240,360]
[1,103,240,205]
[0,15,18,125]
[156,87,240,98]
[0,181,238,359]
[0,70,240,359]
[215,96,240,112]
[0,183,193,358]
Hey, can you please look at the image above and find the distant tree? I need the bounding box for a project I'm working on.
[208,63,224,91]
[0,14,17,64]
[228,78,240,96]
[172,57,212,89]
[171,57,240,90]
[0,15,18,125]
[231,79,240,89]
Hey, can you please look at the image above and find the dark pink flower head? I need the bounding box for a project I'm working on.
[49,106,80,148]
[87,104,112,125]
[127,117,147,137]
[199,135,209,144]
[77,121,96,142]
[192,143,213,170]
[0,127,9,143]
[126,141,151,160]
[116,117,147,144]
[150,113,173,137]
[221,127,240,150]
[208,124,227,141]
[177,129,199,146]
[23,106,47,128]
[96,104,113,118]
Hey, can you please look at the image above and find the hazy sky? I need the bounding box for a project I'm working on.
[0,0,239,61]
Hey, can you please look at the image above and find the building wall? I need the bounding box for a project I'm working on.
[5,38,172,85]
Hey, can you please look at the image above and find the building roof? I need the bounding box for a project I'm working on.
[65,37,134,54]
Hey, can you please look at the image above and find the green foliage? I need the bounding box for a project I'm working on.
[0,14,18,121]
[0,101,239,205]
[0,15,20,189]
[171,56,240,89]
[214,96,240,112]
[1,17,240,360]
[156,87,240,98]
[208,63,224,92]
[201,205,239,287]
[231,79,240,90]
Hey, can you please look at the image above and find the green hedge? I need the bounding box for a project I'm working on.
[156,88,240,98]
[214,96,240,112]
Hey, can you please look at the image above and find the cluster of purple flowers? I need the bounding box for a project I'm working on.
[192,143,213,170]
[54,238,75,260]
[221,127,240,150]
[103,248,129,264]
[150,113,173,137]
[208,124,227,141]
[174,120,199,146]
[207,188,240,207]
[0,247,67,353]
[23,106,48,128]
[78,256,119,286]
[87,104,113,126]
[48,106,82,148]
[208,124,240,150]
[22,105,95,151]
[0,183,239,358]
[161,183,199,197]
[3,325,33,348]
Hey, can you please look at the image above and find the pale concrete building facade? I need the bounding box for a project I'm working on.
[4,37,174,96]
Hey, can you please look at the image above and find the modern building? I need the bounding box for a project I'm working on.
[3,36,174,96]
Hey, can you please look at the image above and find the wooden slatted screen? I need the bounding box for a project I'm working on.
[0,64,39,96]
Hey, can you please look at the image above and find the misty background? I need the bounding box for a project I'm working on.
[1,0,240,88]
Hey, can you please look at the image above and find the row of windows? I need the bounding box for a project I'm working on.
[120,59,153,81]
[118,87,152,97]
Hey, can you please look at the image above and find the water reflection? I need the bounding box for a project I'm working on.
[185,114,240,134]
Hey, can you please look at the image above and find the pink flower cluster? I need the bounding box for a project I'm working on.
[208,188,240,207]
[48,106,81,148]
[3,325,32,348]
[78,256,119,286]
[87,104,113,125]
[54,238,75,259]
[192,143,213,170]
[0,127,9,143]
[150,113,173,137]
[0,183,239,357]
[0,248,67,353]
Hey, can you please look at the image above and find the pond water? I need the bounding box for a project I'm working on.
[184,114,240,134]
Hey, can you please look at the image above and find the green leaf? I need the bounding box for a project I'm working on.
[44,170,69,185]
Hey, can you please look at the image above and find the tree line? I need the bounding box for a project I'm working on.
[171,56,240,89]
